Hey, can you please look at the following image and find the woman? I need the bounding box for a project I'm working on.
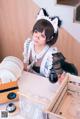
[23,8,62,83]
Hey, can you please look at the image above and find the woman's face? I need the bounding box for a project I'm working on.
[32,30,46,47]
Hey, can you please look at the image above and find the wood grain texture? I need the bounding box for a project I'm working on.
[0,0,39,60]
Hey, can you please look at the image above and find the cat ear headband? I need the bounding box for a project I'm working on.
[36,8,59,33]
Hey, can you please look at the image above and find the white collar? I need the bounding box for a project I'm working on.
[31,41,49,61]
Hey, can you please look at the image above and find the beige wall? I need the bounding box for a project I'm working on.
[55,27,80,75]
[0,0,39,61]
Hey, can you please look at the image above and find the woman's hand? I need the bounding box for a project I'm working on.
[23,63,28,71]
[23,63,31,72]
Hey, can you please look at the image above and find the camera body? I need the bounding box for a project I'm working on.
[0,81,19,104]
[49,67,58,83]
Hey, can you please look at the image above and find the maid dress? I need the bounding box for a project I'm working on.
[23,38,58,78]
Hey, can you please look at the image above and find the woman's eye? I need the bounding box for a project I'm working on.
[34,30,38,33]
[41,34,46,38]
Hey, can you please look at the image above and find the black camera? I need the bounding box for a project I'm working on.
[49,67,58,83]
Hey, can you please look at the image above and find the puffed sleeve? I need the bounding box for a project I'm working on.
[23,38,31,64]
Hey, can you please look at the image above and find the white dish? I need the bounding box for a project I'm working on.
[0,56,23,79]
[0,69,16,83]
[0,61,22,78]
[2,56,23,71]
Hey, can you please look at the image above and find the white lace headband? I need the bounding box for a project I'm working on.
[36,8,58,33]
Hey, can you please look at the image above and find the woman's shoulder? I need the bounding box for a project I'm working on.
[24,38,32,45]
[43,46,58,64]
[48,46,58,55]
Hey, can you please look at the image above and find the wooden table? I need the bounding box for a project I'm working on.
[0,71,68,119]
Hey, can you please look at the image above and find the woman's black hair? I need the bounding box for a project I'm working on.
[32,17,62,46]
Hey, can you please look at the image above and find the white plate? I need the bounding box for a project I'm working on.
[2,56,23,71]
[0,69,16,83]
[0,61,22,78]
[0,56,23,79]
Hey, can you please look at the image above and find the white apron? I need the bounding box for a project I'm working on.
[23,38,58,77]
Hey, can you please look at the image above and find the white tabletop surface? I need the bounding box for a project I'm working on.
[19,71,60,103]
[0,71,61,119]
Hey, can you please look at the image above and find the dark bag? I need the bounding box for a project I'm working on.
[49,52,78,83]
[52,52,78,76]
[61,61,78,76]
[52,52,65,76]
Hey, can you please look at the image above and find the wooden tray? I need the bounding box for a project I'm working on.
[47,74,80,119]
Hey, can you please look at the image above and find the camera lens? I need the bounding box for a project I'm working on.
[49,68,58,83]
[7,92,16,100]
